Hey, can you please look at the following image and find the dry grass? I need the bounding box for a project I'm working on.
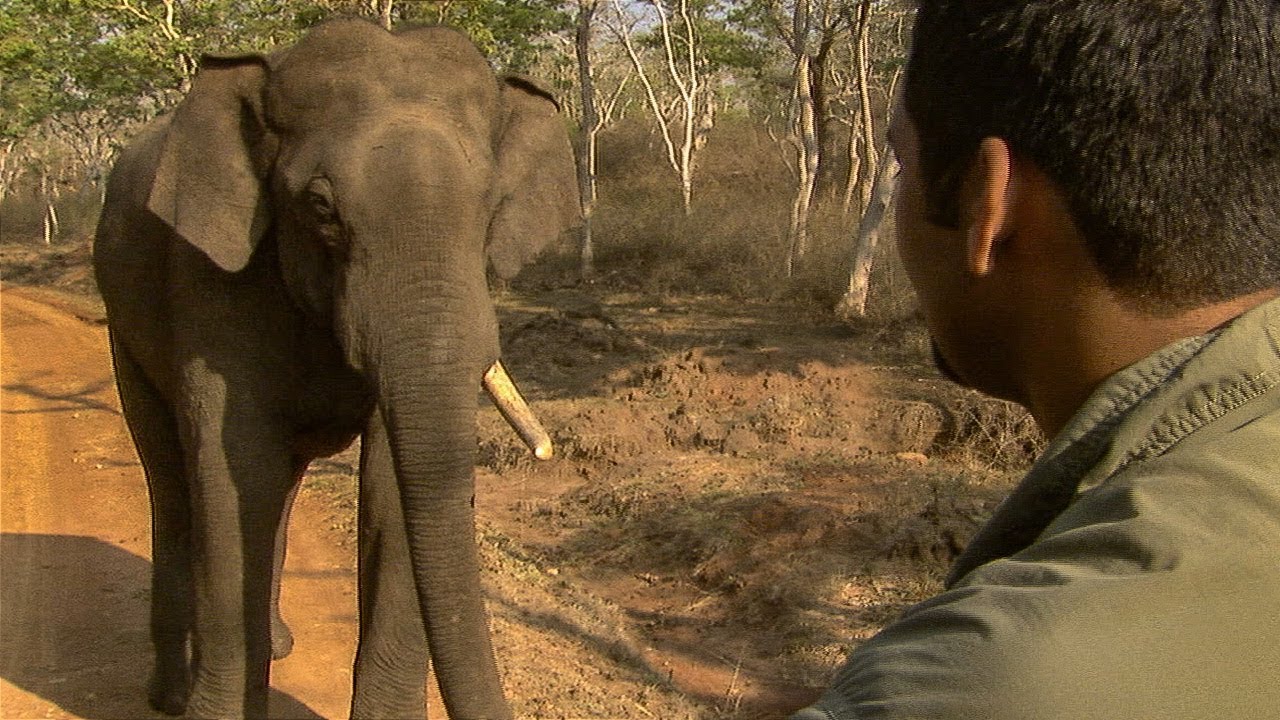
[940,394,1046,471]
[581,118,915,315]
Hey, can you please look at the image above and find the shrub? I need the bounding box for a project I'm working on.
[0,185,103,245]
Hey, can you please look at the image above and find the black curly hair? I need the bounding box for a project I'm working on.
[905,0,1280,311]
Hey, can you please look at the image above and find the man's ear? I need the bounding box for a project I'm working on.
[962,137,1014,277]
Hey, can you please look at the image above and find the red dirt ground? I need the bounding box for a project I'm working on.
[1,241,1033,718]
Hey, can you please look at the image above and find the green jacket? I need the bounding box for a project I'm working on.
[796,296,1280,719]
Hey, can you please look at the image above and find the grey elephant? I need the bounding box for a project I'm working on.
[93,18,578,720]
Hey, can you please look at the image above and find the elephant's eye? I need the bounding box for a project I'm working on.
[301,177,347,255]
[302,178,339,225]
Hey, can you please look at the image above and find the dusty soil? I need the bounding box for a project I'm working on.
[0,240,1036,719]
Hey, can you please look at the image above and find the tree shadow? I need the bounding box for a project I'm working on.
[0,533,322,720]
[0,373,121,415]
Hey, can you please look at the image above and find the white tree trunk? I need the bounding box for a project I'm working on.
[784,0,817,278]
[837,150,898,319]
[609,0,709,217]
[378,0,393,30]
[786,54,819,277]
[0,141,16,201]
[39,172,59,245]
[575,0,600,279]
[841,0,875,216]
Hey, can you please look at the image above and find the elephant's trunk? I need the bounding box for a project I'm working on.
[340,127,512,718]
[375,321,512,720]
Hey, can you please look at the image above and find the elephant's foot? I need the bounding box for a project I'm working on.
[148,670,190,716]
[184,672,269,720]
[271,614,295,660]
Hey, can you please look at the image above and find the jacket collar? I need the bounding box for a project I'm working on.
[945,296,1280,587]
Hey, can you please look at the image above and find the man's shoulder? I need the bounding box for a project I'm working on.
[1068,368,1280,550]
[1101,296,1280,467]
[942,393,1280,714]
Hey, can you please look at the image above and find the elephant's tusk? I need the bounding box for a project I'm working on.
[482,360,554,460]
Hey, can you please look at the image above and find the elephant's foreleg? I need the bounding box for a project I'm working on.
[182,399,295,719]
[109,341,192,716]
[351,414,429,720]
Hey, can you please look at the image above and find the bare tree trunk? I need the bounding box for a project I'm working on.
[810,33,838,199]
[0,140,16,201]
[666,0,701,216]
[785,0,817,277]
[44,203,60,246]
[575,0,600,280]
[836,148,898,320]
[842,131,864,218]
[842,0,875,216]
[786,56,819,277]
[377,0,393,30]
[39,172,59,246]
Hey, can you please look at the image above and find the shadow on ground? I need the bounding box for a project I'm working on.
[0,533,322,720]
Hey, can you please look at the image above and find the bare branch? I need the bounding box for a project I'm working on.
[653,0,689,99]
[607,0,711,214]
[608,0,682,177]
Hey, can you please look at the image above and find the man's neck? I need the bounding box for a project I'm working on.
[1023,288,1279,438]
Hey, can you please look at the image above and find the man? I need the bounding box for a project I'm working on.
[794,1,1280,717]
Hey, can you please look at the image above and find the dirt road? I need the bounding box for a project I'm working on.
[1,287,358,719]
[0,286,741,720]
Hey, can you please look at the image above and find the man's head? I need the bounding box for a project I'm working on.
[903,0,1280,311]
[891,0,1280,433]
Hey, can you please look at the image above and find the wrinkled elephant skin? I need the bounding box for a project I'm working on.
[93,18,579,720]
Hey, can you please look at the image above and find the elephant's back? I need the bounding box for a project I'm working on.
[93,117,180,393]
[94,117,173,280]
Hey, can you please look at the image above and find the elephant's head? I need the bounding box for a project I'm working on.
[144,19,579,719]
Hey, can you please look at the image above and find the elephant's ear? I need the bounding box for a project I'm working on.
[488,75,582,280]
[148,54,274,273]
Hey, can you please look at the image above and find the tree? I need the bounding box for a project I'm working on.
[528,0,636,280]
[1,1,184,143]
[728,0,853,274]
[573,0,602,279]
[834,0,908,318]
[0,0,316,189]
[1,0,207,237]
[838,0,905,217]
[403,0,569,73]
[735,0,852,192]
[836,142,896,319]
[0,0,568,199]
[373,0,393,30]
[608,0,721,216]
[784,0,820,276]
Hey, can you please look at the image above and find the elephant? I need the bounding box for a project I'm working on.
[92,18,578,720]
